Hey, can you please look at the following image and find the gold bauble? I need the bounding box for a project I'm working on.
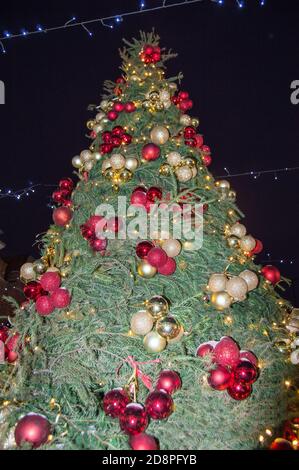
[230,223,247,239]
[169,82,178,91]
[110,154,126,170]
[168,325,185,344]
[155,102,164,112]
[156,316,181,340]
[86,120,95,130]
[180,114,192,126]
[227,236,240,249]
[119,169,132,183]
[160,90,171,102]
[228,190,237,201]
[239,270,259,291]
[100,100,110,110]
[102,160,112,172]
[47,267,60,274]
[149,91,160,101]
[93,152,102,162]
[150,126,170,145]
[20,263,36,281]
[286,309,299,333]
[211,292,232,311]
[125,157,139,171]
[103,168,114,180]
[84,161,94,172]
[159,163,171,176]
[183,157,196,169]
[131,310,154,336]
[142,100,151,109]
[33,260,47,275]
[216,180,231,190]
[80,150,93,163]
[239,235,256,252]
[226,276,248,301]
[191,118,200,128]
[176,166,193,183]
[290,350,299,365]
[146,296,169,320]
[96,111,106,122]
[208,273,228,293]
[72,156,82,169]
[143,331,167,353]
[93,123,104,134]
[274,339,291,353]
[137,261,157,279]
[162,239,182,258]
[167,152,182,167]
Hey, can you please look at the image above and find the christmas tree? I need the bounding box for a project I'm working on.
[0,32,298,451]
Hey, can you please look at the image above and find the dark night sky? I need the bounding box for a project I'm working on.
[0,0,298,301]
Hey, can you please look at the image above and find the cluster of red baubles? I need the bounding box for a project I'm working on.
[140,44,162,64]
[261,265,281,285]
[100,126,133,155]
[201,145,212,167]
[105,101,137,124]
[183,126,204,150]
[131,185,163,212]
[0,324,20,364]
[52,178,74,208]
[80,215,109,253]
[197,337,259,401]
[23,272,71,317]
[103,370,181,450]
[14,414,52,449]
[136,241,177,277]
[172,91,193,112]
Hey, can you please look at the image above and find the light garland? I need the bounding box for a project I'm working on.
[0,0,267,54]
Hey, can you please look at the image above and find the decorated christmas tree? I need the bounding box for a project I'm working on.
[0,32,298,451]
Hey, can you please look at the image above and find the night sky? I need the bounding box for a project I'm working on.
[0,0,298,302]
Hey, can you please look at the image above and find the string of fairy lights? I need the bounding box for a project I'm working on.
[0,0,267,54]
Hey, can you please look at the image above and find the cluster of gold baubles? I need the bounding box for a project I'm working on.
[207,270,259,311]
[225,222,257,254]
[102,154,139,189]
[160,151,198,183]
[142,86,176,113]
[275,308,299,365]
[20,260,48,282]
[215,179,237,202]
[130,296,184,353]
[72,149,102,173]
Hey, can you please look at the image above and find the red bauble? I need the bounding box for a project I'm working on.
[111,136,122,148]
[178,91,189,101]
[122,133,133,145]
[119,403,148,436]
[147,187,163,203]
[234,360,258,384]
[87,215,104,231]
[202,145,211,154]
[113,102,125,113]
[116,77,125,84]
[152,52,161,63]
[195,135,204,148]
[52,190,70,204]
[142,143,161,161]
[81,224,95,241]
[261,265,281,285]
[156,370,182,395]
[131,190,148,207]
[196,342,217,358]
[53,207,72,227]
[208,366,233,391]
[112,126,125,137]
[51,289,71,309]
[214,337,240,369]
[0,327,9,343]
[6,333,20,352]
[129,433,160,451]
[35,296,55,317]
[23,282,44,301]
[136,241,154,259]
[125,102,136,113]
[100,144,113,155]
[40,272,61,293]
[147,248,168,269]
[107,111,119,121]
[103,388,130,418]
[270,438,294,451]
[202,155,212,167]
[185,138,197,148]
[227,381,252,401]
[145,390,174,420]
[184,126,196,139]
[15,414,51,449]
[158,258,177,276]
[90,238,108,252]
[6,350,18,364]
[252,239,263,255]
[143,45,154,55]
[239,350,258,367]
[106,217,122,233]
[59,178,73,192]
[102,131,112,143]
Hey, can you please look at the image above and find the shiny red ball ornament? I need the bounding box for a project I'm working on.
[81,225,95,241]
[103,388,130,418]
[107,111,119,121]
[6,333,20,352]
[195,135,204,148]
[179,91,189,101]
[145,390,174,420]
[202,155,212,167]
[116,77,125,84]
[90,238,108,252]
[111,136,122,148]
[87,215,104,231]
[147,248,168,269]
[250,239,263,256]
[208,366,233,391]
[122,133,133,145]
[131,190,147,207]
[119,403,148,435]
[51,289,71,309]
[100,144,113,155]
[136,241,154,259]
[196,342,217,358]
[234,360,258,384]
[227,381,252,401]
[147,187,163,203]
[59,178,73,192]
[102,131,112,143]
[156,370,182,395]
[125,102,136,113]
[15,414,51,449]
[6,350,18,364]
[261,265,281,285]
[53,207,72,227]
[239,350,258,367]
[129,433,160,451]
[112,126,125,137]
[214,337,240,369]
[185,138,197,148]
[143,45,154,55]
[40,272,61,293]
[35,296,55,317]
[52,190,70,204]
[270,438,294,451]
[158,257,177,276]
[184,126,196,139]
[142,143,161,161]
[113,102,125,113]
[0,327,9,343]
[23,282,44,301]
[202,145,211,154]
